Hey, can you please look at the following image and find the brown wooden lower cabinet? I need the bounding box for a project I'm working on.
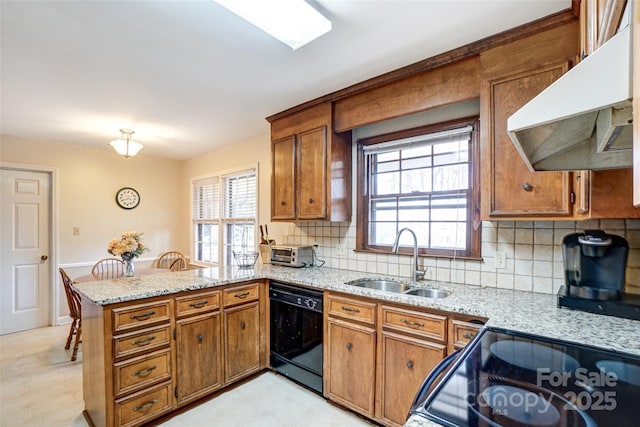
[81,281,266,427]
[224,300,261,383]
[377,331,446,427]
[175,311,223,404]
[325,317,377,418]
[323,292,473,427]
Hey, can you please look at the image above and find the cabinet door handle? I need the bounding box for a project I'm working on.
[401,318,425,327]
[131,336,156,346]
[340,306,360,313]
[197,334,204,343]
[130,311,156,320]
[133,399,158,412]
[522,183,533,192]
[462,332,476,340]
[407,361,414,369]
[133,365,157,377]
[280,201,286,205]
[188,300,208,308]
[240,321,246,330]
[346,343,353,351]
[308,198,314,204]
[234,292,250,299]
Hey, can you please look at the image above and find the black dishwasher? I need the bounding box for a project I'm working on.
[269,281,323,394]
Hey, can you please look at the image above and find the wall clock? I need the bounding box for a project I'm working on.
[115,187,140,209]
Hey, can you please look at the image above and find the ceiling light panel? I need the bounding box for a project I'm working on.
[214,0,331,50]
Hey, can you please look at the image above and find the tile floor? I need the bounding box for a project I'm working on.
[0,325,375,427]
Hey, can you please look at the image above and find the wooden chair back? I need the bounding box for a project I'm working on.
[59,268,82,361]
[169,256,187,272]
[91,258,125,279]
[156,251,185,269]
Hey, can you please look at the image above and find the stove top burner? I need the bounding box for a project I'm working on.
[490,341,580,373]
[557,286,640,321]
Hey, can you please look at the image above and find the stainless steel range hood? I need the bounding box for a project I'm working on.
[507,25,632,171]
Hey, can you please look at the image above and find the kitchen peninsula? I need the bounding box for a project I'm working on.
[74,264,640,427]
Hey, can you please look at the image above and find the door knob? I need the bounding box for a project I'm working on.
[40,255,48,261]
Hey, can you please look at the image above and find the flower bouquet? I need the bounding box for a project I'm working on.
[107,231,147,276]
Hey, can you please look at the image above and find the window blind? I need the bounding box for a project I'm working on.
[223,171,256,220]
[362,125,473,155]
[193,176,219,220]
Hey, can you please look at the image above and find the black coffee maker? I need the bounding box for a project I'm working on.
[563,230,628,300]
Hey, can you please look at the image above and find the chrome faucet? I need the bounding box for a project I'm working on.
[392,227,427,283]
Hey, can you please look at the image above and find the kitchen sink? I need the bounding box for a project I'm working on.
[346,278,451,298]
[346,279,411,293]
[404,288,451,299]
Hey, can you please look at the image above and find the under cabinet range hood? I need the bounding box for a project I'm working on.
[507,25,633,171]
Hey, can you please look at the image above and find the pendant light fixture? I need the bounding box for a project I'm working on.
[109,129,144,158]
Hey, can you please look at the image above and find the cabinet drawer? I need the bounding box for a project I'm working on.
[112,300,171,333]
[381,305,446,342]
[327,294,376,325]
[114,348,172,397]
[450,319,483,349]
[113,325,171,360]
[175,290,220,318]
[115,381,172,427]
[223,283,259,307]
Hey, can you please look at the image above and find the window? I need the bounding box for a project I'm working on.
[192,167,257,265]
[356,118,481,259]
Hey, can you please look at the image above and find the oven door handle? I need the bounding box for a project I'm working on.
[409,349,462,410]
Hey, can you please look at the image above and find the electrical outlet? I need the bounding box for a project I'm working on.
[73,226,80,236]
[495,251,506,269]
[336,243,346,256]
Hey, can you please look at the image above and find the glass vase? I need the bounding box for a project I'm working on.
[124,259,135,277]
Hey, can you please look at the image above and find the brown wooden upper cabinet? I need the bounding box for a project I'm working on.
[269,102,352,222]
[580,0,628,59]
[480,20,640,220]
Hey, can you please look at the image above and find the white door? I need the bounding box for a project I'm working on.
[0,168,51,334]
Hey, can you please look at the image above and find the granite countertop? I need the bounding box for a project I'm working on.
[74,263,640,357]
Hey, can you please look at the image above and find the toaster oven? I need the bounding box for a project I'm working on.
[269,245,314,267]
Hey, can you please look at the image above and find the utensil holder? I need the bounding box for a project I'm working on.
[259,243,273,264]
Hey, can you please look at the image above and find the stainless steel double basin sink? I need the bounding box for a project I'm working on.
[344,278,450,299]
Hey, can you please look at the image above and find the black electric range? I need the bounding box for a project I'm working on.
[558,285,640,321]
[410,327,640,427]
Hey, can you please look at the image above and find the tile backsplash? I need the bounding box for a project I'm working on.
[282,219,640,295]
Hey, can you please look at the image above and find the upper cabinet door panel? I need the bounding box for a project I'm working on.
[271,136,296,220]
[485,62,572,217]
[296,127,327,219]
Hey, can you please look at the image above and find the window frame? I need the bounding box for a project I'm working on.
[355,116,481,259]
[190,164,259,267]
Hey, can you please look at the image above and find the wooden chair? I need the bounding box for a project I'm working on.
[169,256,187,272]
[156,251,185,269]
[59,268,82,361]
[91,258,124,279]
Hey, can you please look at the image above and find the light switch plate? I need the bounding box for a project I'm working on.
[495,251,506,269]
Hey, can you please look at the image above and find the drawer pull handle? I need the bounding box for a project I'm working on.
[401,318,425,327]
[407,361,414,369]
[234,292,250,299]
[131,336,156,346]
[341,306,360,313]
[189,300,208,308]
[133,399,158,412]
[346,343,353,351]
[240,321,246,330]
[522,182,533,192]
[462,332,476,339]
[130,311,156,320]
[133,365,157,377]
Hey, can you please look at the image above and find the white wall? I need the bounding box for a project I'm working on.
[180,132,292,252]
[1,134,186,322]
